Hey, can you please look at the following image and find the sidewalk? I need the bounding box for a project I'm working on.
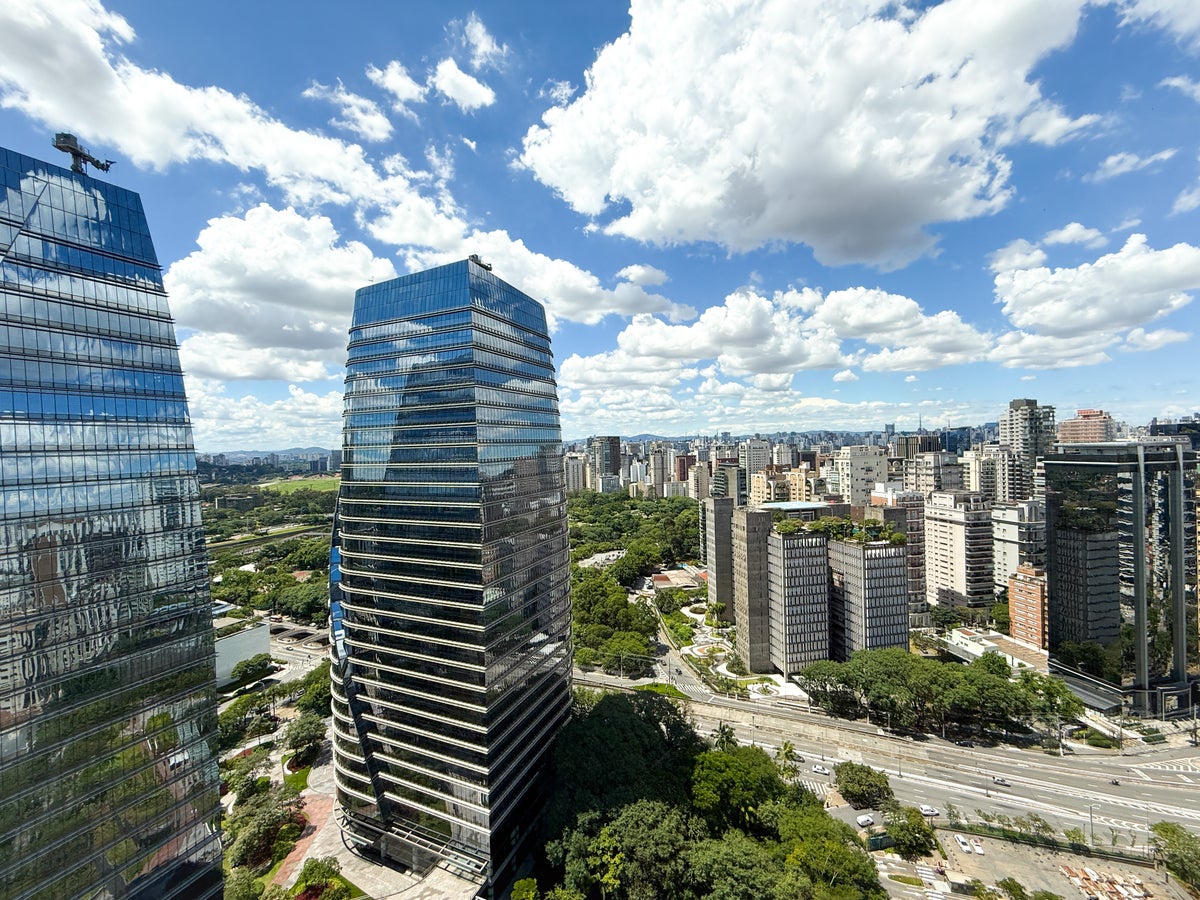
[272,743,481,900]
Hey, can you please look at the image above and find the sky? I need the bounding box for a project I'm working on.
[1,0,1199,451]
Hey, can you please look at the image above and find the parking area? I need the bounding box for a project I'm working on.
[869,827,1189,900]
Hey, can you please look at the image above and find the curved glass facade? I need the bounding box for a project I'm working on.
[0,147,222,900]
[331,259,571,894]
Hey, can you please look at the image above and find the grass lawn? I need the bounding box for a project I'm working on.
[282,753,312,792]
[262,476,341,494]
[635,682,689,699]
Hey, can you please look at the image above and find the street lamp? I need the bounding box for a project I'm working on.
[1088,803,1100,846]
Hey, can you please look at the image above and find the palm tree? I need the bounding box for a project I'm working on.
[712,721,737,752]
[775,740,800,779]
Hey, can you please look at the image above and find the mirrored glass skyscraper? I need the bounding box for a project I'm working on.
[330,257,571,895]
[0,145,222,899]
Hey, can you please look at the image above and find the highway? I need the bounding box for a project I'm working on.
[576,669,1200,849]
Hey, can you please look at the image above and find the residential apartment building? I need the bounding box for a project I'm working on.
[962,443,1021,502]
[869,484,928,627]
[330,258,572,894]
[1008,564,1048,649]
[832,444,887,505]
[563,453,586,492]
[749,469,790,506]
[586,434,621,489]
[1057,408,1117,443]
[904,451,964,496]
[0,143,222,899]
[924,490,994,608]
[999,398,1055,499]
[739,438,771,478]
[991,499,1045,592]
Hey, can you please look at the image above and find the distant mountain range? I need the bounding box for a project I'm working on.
[210,447,332,460]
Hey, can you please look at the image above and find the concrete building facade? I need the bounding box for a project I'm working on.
[924,490,994,609]
[732,508,774,673]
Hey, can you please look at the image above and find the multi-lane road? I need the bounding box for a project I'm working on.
[577,668,1200,848]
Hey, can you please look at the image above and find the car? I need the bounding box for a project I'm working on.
[675,667,682,675]
[955,739,975,747]
[992,776,1010,787]
[919,805,939,816]
[812,764,831,776]
[971,837,985,855]
[855,814,875,828]
[954,834,972,853]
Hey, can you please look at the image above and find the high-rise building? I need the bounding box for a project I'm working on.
[330,258,572,893]
[903,451,964,496]
[831,445,887,505]
[731,508,773,672]
[563,453,586,493]
[999,398,1055,499]
[586,435,620,490]
[828,537,909,660]
[739,438,771,478]
[869,484,928,627]
[767,528,830,674]
[991,499,1045,592]
[894,433,941,459]
[749,470,789,506]
[1008,564,1048,650]
[1057,409,1117,444]
[924,490,994,609]
[688,462,711,499]
[1044,440,1197,714]
[0,143,222,898]
[702,497,734,622]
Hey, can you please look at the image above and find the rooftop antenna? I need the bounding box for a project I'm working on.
[52,133,113,175]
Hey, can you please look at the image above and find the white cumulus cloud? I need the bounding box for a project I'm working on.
[833,369,859,382]
[303,80,393,141]
[992,233,1200,337]
[1042,222,1107,248]
[366,60,427,119]
[431,58,495,111]
[1160,75,1200,102]
[457,12,508,71]
[519,0,1097,268]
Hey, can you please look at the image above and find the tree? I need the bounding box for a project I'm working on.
[223,867,263,900]
[296,856,341,891]
[231,653,274,684]
[685,830,783,900]
[885,806,937,861]
[691,746,786,834]
[224,746,271,805]
[775,741,800,780]
[512,878,539,900]
[930,605,963,630]
[283,711,327,763]
[712,722,737,752]
[1062,826,1086,846]
[996,880,1029,900]
[275,581,328,624]
[1150,821,1200,888]
[990,601,1011,635]
[833,762,893,810]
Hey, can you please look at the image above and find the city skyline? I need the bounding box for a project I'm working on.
[1,1,1199,451]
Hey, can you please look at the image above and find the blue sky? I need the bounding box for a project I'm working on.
[2,0,1199,451]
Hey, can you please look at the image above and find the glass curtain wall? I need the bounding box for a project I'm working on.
[331,258,571,895]
[0,147,222,900]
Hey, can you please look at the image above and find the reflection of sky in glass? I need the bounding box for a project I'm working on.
[0,147,221,899]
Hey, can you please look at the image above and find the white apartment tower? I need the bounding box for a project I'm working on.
[924,490,994,608]
[832,445,887,505]
[563,453,586,493]
[991,499,1046,593]
[870,484,928,627]
[739,438,772,478]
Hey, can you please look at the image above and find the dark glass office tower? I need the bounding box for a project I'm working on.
[330,257,571,895]
[1045,440,1197,715]
[0,146,222,899]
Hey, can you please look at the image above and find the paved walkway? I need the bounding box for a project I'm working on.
[272,743,482,900]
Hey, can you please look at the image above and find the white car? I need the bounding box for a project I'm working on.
[919,805,939,816]
[971,837,985,855]
[855,814,875,828]
[954,834,972,853]
[812,764,831,776]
